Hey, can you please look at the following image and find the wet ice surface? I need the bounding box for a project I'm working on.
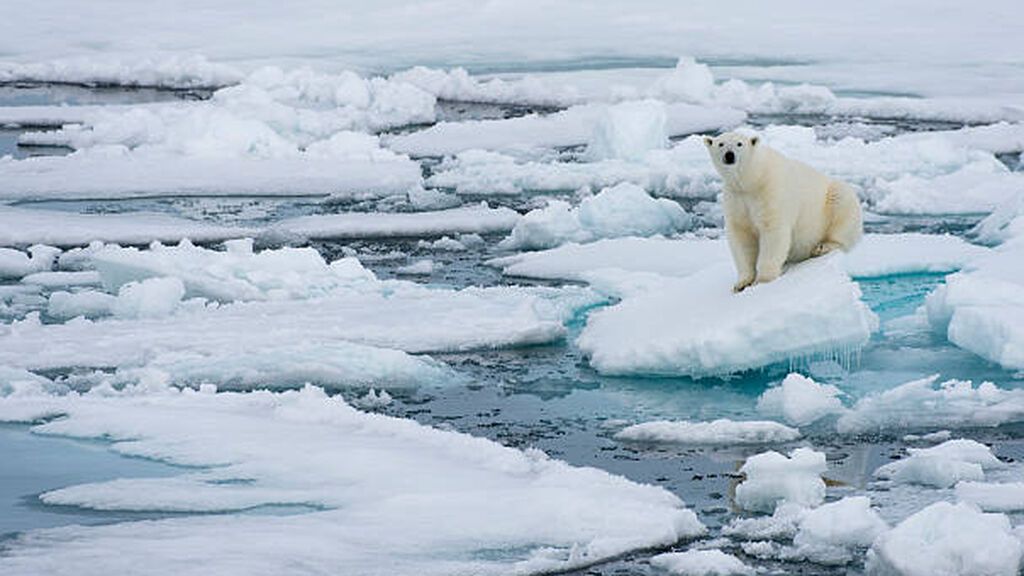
[2,76,1024,575]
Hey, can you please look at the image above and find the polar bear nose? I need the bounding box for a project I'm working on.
[723,151,736,165]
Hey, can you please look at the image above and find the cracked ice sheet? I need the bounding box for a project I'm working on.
[488,233,989,289]
[577,256,877,377]
[0,205,254,248]
[0,280,602,371]
[0,385,704,576]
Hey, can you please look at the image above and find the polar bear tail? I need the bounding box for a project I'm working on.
[823,180,864,252]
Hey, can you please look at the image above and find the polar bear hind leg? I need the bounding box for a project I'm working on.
[814,181,863,256]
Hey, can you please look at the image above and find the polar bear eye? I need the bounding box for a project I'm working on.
[737,142,743,147]
[718,143,724,147]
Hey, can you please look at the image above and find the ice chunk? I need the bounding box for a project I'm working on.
[955,481,1024,512]
[91,240,377,302]
[757,373,846,427]
[649,549,753,576]
[837,376,1024,434]
[586,100,668,161]
[269,203,520,241]
[500,183,692,250]
[972,195,1024,246]
[841,233,991,278]
[866,502,1021,576]
[791,497,889,565]
[0,385,705,575]
[396,259,437,275]
[47,290,116,320]
[21,271,102,288]
[734,448,828,513]
[874,439,1003,488]
[870,159,1022,215]
[0,245,60,279]
[110,277,186,319]
[614,419,800,445]
[578,257,877,377]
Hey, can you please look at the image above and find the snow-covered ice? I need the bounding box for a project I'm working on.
[873,439,1003,488]
[268,203,520,241]
[866,502,1022,576]
[955,481,1024,512]
[649,549,753,576]
[0,206,253,248]
[756,373,846,427]
[0,245,61,279]
[578,256,877,377]
[837,376,1024,434]
[0,385,705,576]
[734,447,828,513]
[791,497,889,565]
[614,419,800,445]
[500,183,691,250]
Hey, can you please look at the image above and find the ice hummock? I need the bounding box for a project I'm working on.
[734,448,828,513]
[756,373,846,427]
[873,438,1003,488]
[0,385,705,576]
[499,183,692,250]
[577,256,877,377]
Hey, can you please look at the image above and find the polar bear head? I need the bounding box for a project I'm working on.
[703,132,761,182]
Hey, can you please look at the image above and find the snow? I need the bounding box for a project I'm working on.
[269,203,520,241]
[874,439,1004,488]
[614,419,800,445]
[0,385,705,576]
[836,376,1024,434]
[577,256,877,377]
[649,549,753,576]
[385,101,743,157]
[0,245,60,279]
[500,183,692,250]
[956,482,1024,512]
[866,502,1022,576]
[791,497,889,565]
[0,206,253,248]
[734,447,828,513]
[756,373,846,427]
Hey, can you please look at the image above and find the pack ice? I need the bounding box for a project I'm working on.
[577,256,877,377]
[0,385,705,576]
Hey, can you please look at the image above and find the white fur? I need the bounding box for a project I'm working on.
[705,131,863,292]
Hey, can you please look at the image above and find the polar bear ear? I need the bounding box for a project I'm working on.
[750,136,759,147]
[703,136,714,147]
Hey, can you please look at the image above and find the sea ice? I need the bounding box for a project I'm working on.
[837,376,1024,434]
[649,549,753,576]
[0,245,60,279]
[734,447,828,513]
[866,502,1021,576]
[791,497,889,565]
[0,385,705,576]
[578,256,876,377]
[757,373,846,427]
[269,203,519,241]
[614,419,800,445]
[955,481,1024,512]
[500,183,692,250]
[873,439,1004,488]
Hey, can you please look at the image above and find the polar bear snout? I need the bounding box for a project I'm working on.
[723,151,736,165]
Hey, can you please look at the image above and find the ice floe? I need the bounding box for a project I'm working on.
[577,256,877,377]
[756,373,846,427]
[0,205,253,248]
[0,385,705,575]
[790,497,889,565]
[873,439,1003,488]
[614,419,800,445]
[500,183,691,250]
[866,502,1021,576]
[836,376,1024,434]
[955,481,1024,512]
[734,447,828,513]
[0,244,61,279]
[649,549,753,576]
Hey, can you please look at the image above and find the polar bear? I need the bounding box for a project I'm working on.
[704,131,862,292]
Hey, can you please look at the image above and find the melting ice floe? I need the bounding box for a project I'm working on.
[614,419,800,445]
[649,549,753,576]
[577,256,877,377]
[756,373,845,427]
[0,385,704,576]
[734,448,828,513]
[873,439,1004,488]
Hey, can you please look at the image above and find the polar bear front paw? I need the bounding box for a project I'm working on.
[812,241,842,257]
[733,276,755,293]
